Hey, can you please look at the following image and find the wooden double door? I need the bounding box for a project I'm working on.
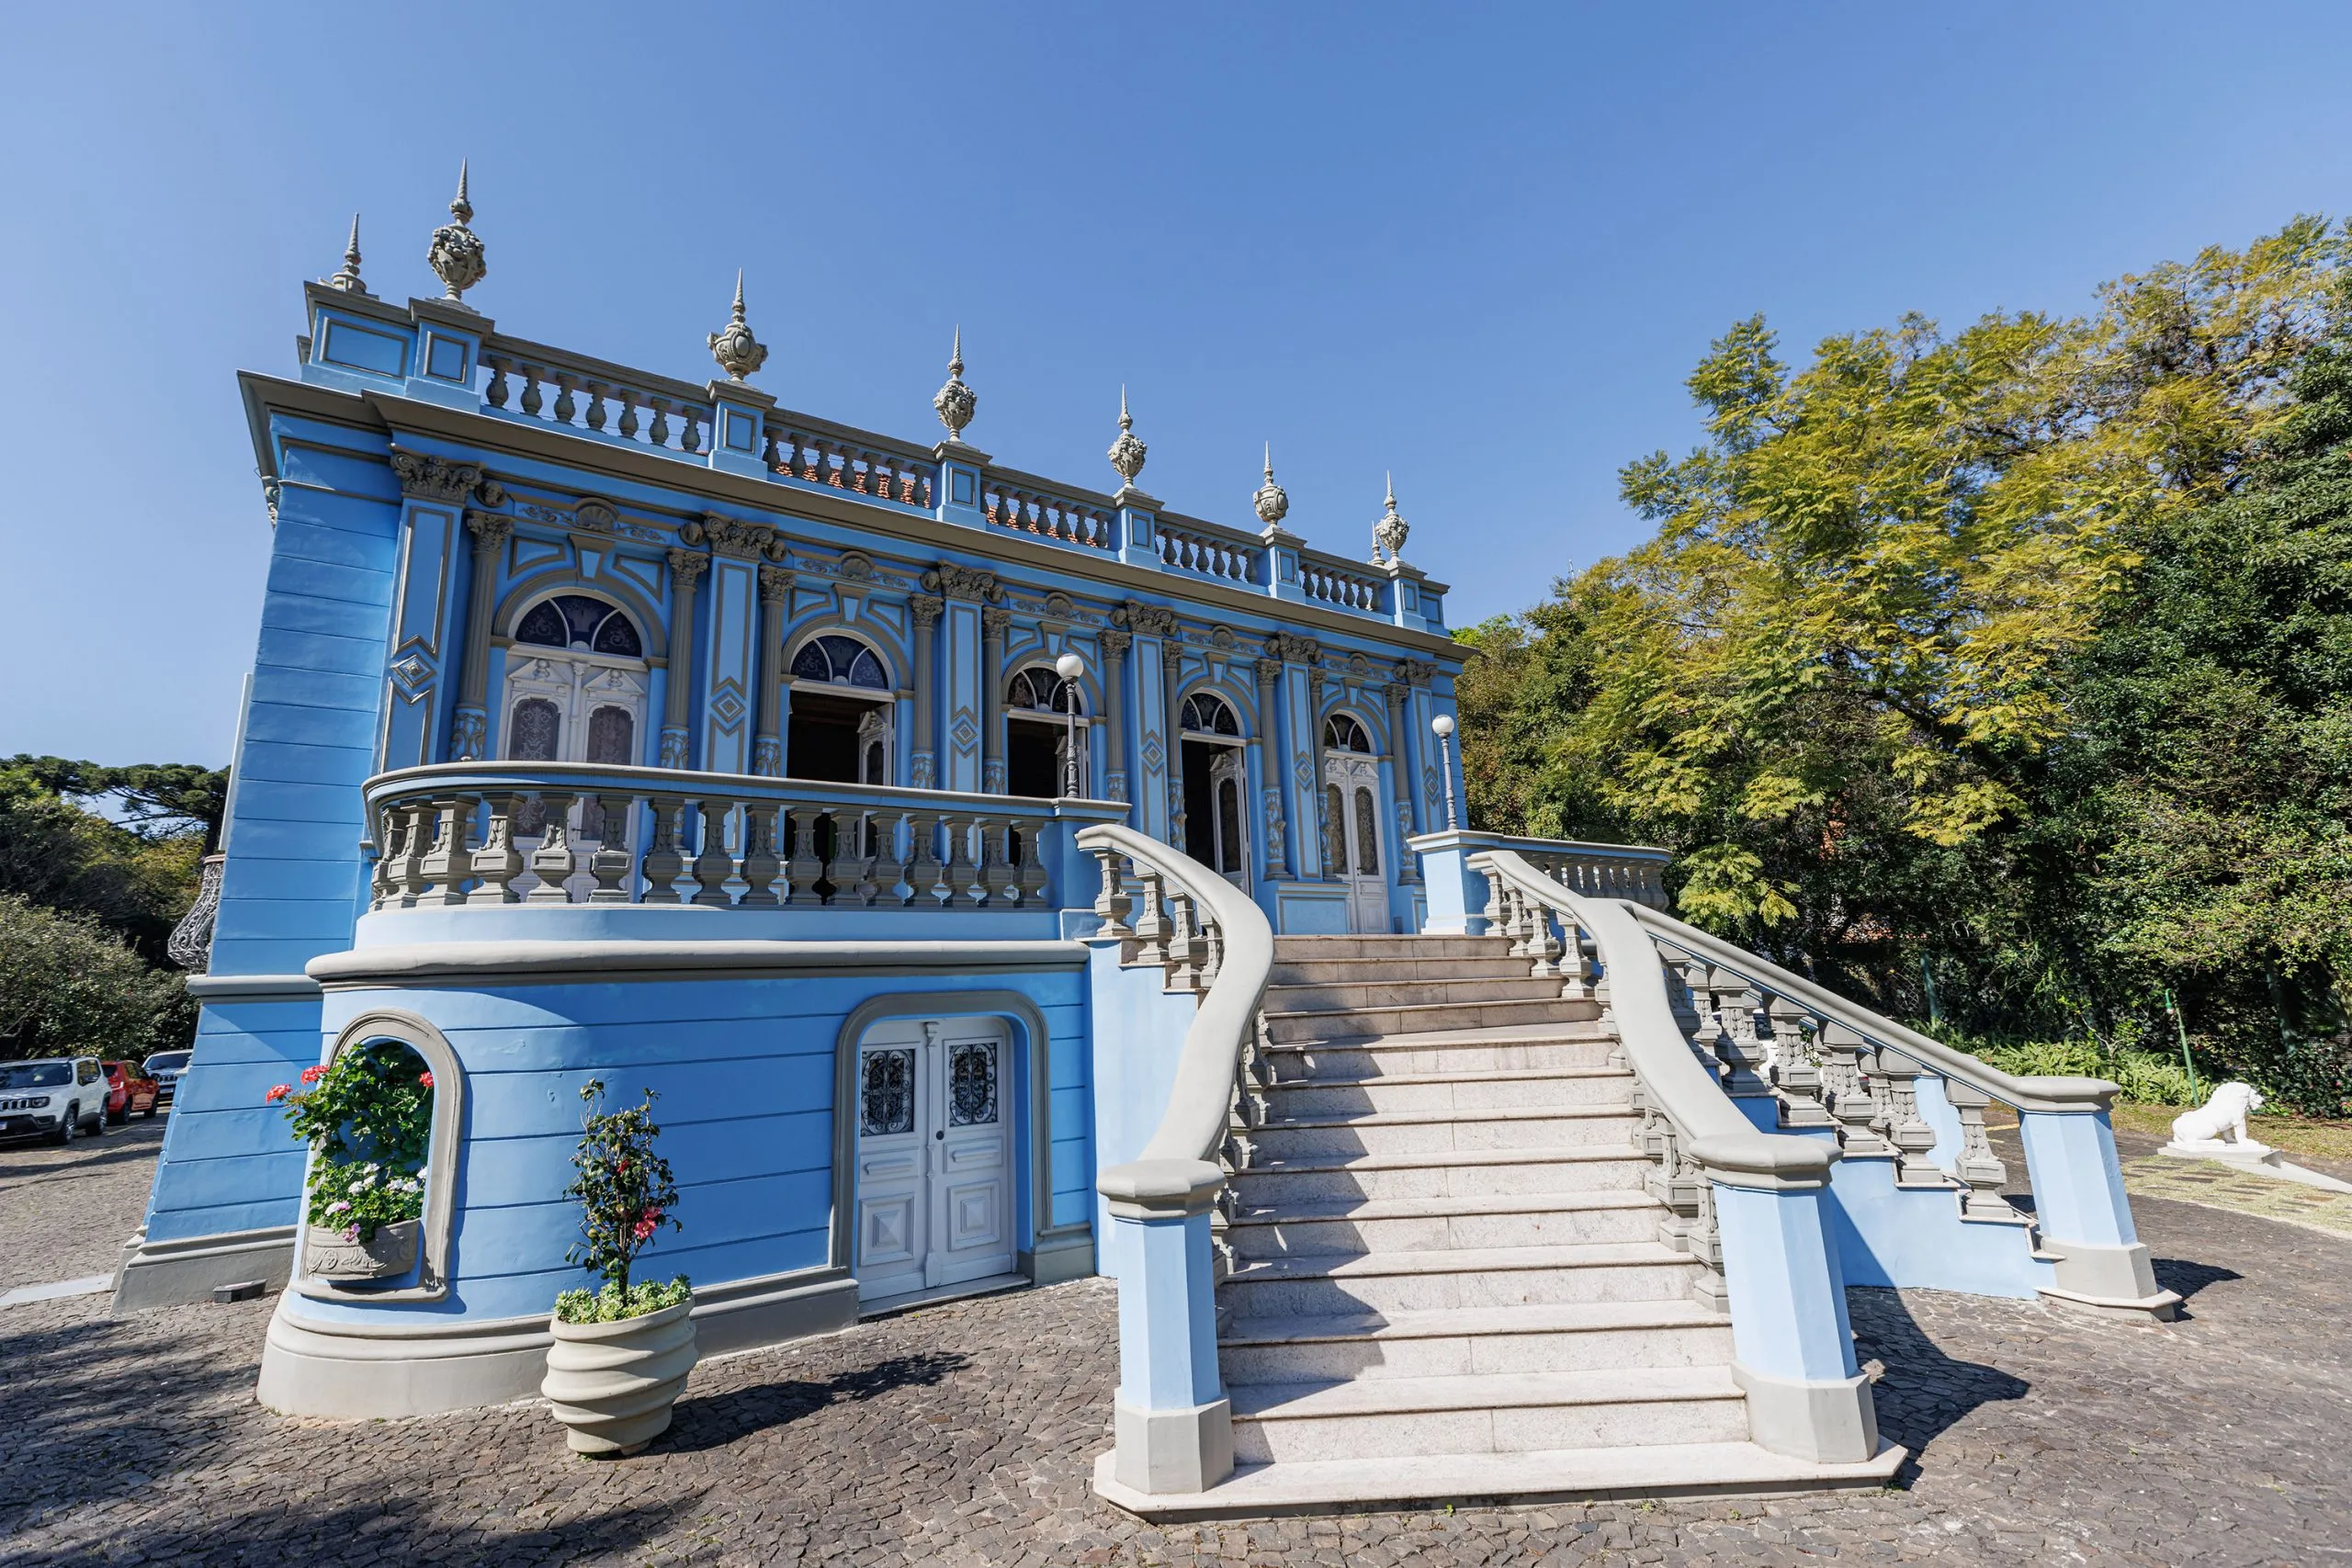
[852,1018,1014,1303]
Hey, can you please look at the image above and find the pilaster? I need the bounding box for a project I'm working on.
[1114,486,1163,570]
[928,565,1000,793]
[661,547,708,768]
[752,565,789,775]
[933,441,992,529]
[1259,522,1306,604]
[981,604,1010,793]
[909,593,943,788]
[1123,602,1178,841]
[707,378,776,480]
[1098,627,1132,805]
[685,515,772,775]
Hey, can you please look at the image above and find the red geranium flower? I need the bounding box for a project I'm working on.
[265,1084,290,1104]
[300,1065,327,1084]
[418,1071,434,1089]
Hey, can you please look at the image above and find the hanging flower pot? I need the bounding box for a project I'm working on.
[542,1292,699,1456]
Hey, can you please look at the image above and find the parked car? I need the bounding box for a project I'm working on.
[143,1049,193,1105]
[102,1061,161,1122]
[0,1057,109,1144]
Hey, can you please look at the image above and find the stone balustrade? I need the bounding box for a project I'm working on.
[982,472,1115,549]
[360,762,1119,911]
[1153,517,1261,585]
[770,423,936,510]
[1297,549,1385,613]
[482,338,714,456]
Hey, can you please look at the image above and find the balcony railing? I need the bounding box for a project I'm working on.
[361,762,1126,912]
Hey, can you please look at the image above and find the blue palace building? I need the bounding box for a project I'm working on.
[131,177,2177,1515]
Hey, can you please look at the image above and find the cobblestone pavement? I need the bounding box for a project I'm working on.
[3,1129,2346,1565]
[0,1117,169,1292]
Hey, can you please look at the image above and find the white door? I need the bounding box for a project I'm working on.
[1324,752,1389,933]
[854,1019,1013,1303]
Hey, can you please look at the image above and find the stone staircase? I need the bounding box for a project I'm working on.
[1184,931,1897,1514]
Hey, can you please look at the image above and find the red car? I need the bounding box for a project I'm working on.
[102,1062,161,1123]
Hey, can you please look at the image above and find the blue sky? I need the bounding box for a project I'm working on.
[4,3,2348,766]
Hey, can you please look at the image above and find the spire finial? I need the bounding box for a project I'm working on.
[326,211,369,296]
[933,325,977,443]
[1108,387,1148,487]
[426,159,487,309]
[1253,441,1290,526]
[1373,475,1410,566]
[707,269,769,382]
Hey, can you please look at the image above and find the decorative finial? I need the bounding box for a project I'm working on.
[1109,386,1148,487]
[707,268,769,382]
[1373,473,1410,565]
[325,212,368,296]
[1253,441,1290,526]
[426,159,487,309]
[933,325,977,442]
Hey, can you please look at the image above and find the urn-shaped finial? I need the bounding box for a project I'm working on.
[1253,442,1290,526]
[933,326,977,442]
[325,212,369,297]
[1373,474,1410,564]
[426,160,487,309]
[707,269,769,383]
[1108,386,1148,487]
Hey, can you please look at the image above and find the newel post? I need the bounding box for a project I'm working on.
[2016,1106,2177,1316]
[1099,1158,1233,1495]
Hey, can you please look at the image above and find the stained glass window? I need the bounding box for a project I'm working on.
[861,1049,915,1137]
[949,1040,998,1126]
[1324,714,1374,753]
[509,697,560,761]
[586,705,635,765]
[1354,786,1381,874]
[515,594,641,658]
[791,634,888,689]
[1008,667,1080,713]
[1181,692,1238,736]
[1325,784,1349,874]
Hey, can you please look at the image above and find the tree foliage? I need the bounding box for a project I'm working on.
[0,893,187,1063]
[1462,219,2352,1111]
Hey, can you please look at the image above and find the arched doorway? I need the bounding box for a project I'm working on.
[787,634,892,784]
[1179,692,1248,891]
[1323,713,1387,932]
[502,594,649,899]
[1005,665,1085,798]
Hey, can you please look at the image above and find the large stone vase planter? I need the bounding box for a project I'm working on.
[303,1220,420,1282]
[540,1296,699,1456]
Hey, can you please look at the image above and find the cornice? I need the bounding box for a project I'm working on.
[234,371,1462,660]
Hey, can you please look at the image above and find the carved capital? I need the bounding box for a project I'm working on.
[1098,627,1132,660]
[925,562,1001,602]
[463,510,512,554]
[1307,668,1328,704]
[981,604,1012,637]
[667,547,708,590]
[1384,680,1410,711]
[910,593,944,628]
[1122,599,1179,638]
[757,564,791,604]
[390,446,487,505]
[1254,656,1283,689]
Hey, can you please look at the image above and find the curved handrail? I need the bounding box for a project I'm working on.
[1077,823,1275,1195]
[1475,850,1835,1187]
[1626,905,2117,1115]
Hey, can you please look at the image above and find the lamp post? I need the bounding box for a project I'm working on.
[1057,651,1087,798]
[1430,712,1459,830]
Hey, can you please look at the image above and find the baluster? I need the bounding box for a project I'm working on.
[588,794,635,903]
[1164,890,1204,991]
[984,819,1022,905]
[808,808,850,903]
[737,802,783,907]
[1091,850,1133,935]
[917,467,934,508]
[1874,1047,1945,1185]
[483,355,512,410]
[1764,993,1834,1127]
[843,812,877,907]
[1557,914,1596,1002]
[1477,868,1505,937]
[906,811,944,908]
[526,791,577,903]
[1016,820,1048,906]
[1819,1021,1889,1156]
[1944,1080,2016,1221]
[1199,915,1224,988]
[616,388,642,443]
[415,797,469,905]
[761,423,784,472]
[867,810,907,905]
[1709,971,1772,1096]
[552,373,579,426]
[686,407,709,454]
[783,807,822,905]
[366,810,394,913]
[641,795,689,903]
[578,379,606,433]
[942,813,978,908]
[1525,897,1563,978]
[1689,1178,1729,1312]
[688,800,734,906]
[647,396,672,448]
[517,363,544,420]
[1130,867,1172,965]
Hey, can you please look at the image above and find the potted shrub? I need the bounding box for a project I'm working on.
[266,1047,434,1282]
[540,1079,697,1457]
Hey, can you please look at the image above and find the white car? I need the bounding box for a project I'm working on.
[143,1049,193,1105]
[0,1057,111,1145]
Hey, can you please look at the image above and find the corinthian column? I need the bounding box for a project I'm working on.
[980,604,1011,793]
[661,547,707,769]
[752,564,790,776]
[1098,627,1131,804]
[448,511,511,761]
[910,593,942,788]
[1254,655,1291,877]
[1384,679,1418,882]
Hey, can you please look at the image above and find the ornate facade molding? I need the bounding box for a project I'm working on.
[1253,656,1283,688]
[910,593,944,627]
[392,447,488,505]
[1099,626,1133,660]
[683,513,776,559]
[462,510,512,552]
[980,604,1013,637]
[1122,600,1179,639]
[1265,631,1322,666]
[757,564,791,604]
[667,547,709,588]
[1396,658,1434,687]
[572,498,617,534]
[926,563,1001,603]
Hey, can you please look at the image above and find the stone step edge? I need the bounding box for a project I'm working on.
[1259,1066,1634,1091]
[1221,1297,1730,1348]
[1224,1240,1692,1282]
[1263,998,1589,1023]
[1091,1441,1909,1522]
[1252,1103,1639,1131]
[1229,1365,1739,1421]
[1261,1026,1613,1054]
[1227,1189,1662,1227]
[1232,1142,1647,1175]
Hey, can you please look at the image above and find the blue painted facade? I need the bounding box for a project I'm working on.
[139,271,1466,1344]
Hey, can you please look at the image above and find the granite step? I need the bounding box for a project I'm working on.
[1217,1240,1697,1316]
[1270,954,1542,986]
[1270,935,1509,963]
[1218,1299,1737,1384]
[1261,976,1574,1012]
[1245,1103,1641,1157]
[1257,1066,1635,1116]
[1262,1025,1615,1078]
[1227,1366,1752,1463]
[1261,996,1601,1044]
[1228,1144,1653,1201]
[1224,1189,1663,1258]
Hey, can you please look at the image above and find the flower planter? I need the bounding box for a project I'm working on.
[540,1295,699,1456]
[303,1219,420,1282]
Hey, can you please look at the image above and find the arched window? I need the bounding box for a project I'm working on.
[509,697,561,761]
[1353,786,1381,874]
[514,594,642,658]
[585,705,635,766]
[790,634,888,690]
[1325,784,1349,873]
[1007,667,1082,715]
[1324,714,1374,753]
[1181,692,1239,736]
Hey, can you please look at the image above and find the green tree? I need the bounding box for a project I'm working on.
[0,893,188,1063]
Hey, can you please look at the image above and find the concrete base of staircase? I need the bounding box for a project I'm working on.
[1090,1438,1909,1521]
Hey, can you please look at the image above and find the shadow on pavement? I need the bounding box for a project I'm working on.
[663,1348,971,1454]
[1848,1286,2029,1475]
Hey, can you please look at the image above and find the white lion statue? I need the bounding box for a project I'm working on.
[2169,1081,2269,1153]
